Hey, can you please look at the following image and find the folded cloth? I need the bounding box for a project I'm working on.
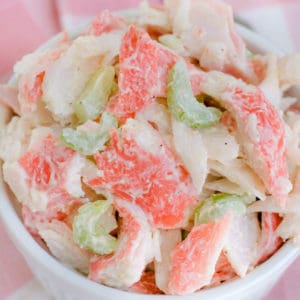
[0,0,299,299]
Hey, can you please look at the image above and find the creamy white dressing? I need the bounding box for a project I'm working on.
[1,0,300,295]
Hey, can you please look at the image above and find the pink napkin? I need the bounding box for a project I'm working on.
[0,0,300,299]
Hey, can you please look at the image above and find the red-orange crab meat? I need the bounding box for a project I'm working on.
[168,213,233,295]
[18,134,84,232]
[87,120,198,229]
[106,25,177,120]
[19,134,76,189]
[22,190,84,236]
[21,71,45,105]
[225,87,290,206]
[129,271,163,295]
[256,212,283,264]
[107,25,205,121]
[18,38,68,113]
[199,70,290,205]
[209,251,237,288]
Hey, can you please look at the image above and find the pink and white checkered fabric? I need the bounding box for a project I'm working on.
[0,0,300,299]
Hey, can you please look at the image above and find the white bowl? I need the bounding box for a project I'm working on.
[0,10,299,300]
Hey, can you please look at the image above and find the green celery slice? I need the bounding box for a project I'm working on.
[74,66,115,123]
[167,60,221,129]
[73,200,118,255]
[61,112,117,155]
[194,193,255,225]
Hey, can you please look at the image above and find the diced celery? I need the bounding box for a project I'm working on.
[73,200,118,255]
[167,61,221,129]
[61,112,117,155]
[74,66,115,123]
[194,193,255,225]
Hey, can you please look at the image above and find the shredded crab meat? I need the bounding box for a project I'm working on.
[278,54,300,88]
[85,10,127,36]
[259,54,281,109]
[14,35,69,114]
[138,2,171,32]
[255,212,283,264]
[164,0,256,83]
[89,200,155,289]
[136,101,173,147]
[205,178,245,195]
[129,271,163,294]
[201,124,239,163]
[208,252,237,288]
[86,119,198,229]
[172,119,208,194]
[248,180,300,215]
[154,229,181,293]
[224,213,261,277]
[3,130,86,232]
[107,25,205,121]
[168,213,233,295]
[285,111,300,166]
[209,159,266,200]
[277,213,300,247]
[38,220,91,273]
[201,71,291,206]
[42,32,122,124]
[107,25,178,121]
[18,131,84,198]
[0,116,33,162]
